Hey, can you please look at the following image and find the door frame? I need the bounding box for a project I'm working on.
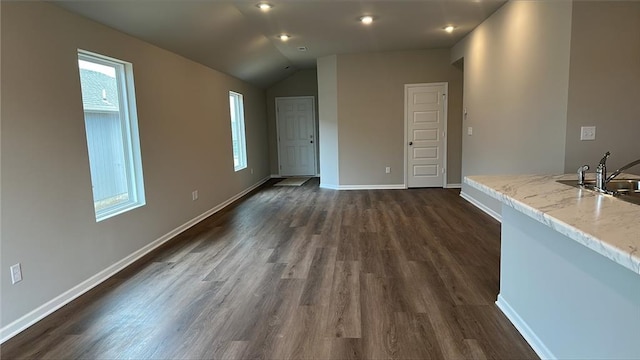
[275,96,318,177]
[403,82,448,188]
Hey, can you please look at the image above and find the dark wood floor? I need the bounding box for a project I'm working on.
[2,178,537,359]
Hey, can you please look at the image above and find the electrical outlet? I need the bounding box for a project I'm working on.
[192,190,198,201]
[467,127,473,135]
[10,263,22,284]
[385,167,391,174]
[580,126,596,141]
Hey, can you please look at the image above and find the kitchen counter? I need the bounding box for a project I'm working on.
[464,173,640,359]
[465,173,640,275]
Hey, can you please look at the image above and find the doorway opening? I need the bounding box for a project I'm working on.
[276,96,318,176]
[404,83,448,188]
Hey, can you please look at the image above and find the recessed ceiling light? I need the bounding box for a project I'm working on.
[443,25,457,33]
[360,16,374,25]
[257,3,273,11]
[279,34,290,41]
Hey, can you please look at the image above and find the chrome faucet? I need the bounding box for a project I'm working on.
[593,151,640,193]
[595,151,610,192]
[607,158,640,182]
[577,164,589,186]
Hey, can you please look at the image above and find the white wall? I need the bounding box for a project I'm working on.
[317,55,339,188]
[1,2,269,337]
[452,1,573,212]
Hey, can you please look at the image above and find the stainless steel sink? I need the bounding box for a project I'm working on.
[557,179,640,205]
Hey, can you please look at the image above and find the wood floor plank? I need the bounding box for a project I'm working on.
[271,305,333,359]
[325,260,361,338]
[298,247,337,306]
[408,260,469,359]
[280,235,319,279]
[336,226,360,261]
[329,338,363,360]
[359,272,397,359]
[203,239,272,281]
[236,278,305,359]
[1,179,537,360]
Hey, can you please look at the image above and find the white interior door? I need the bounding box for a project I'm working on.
[276,96,317,176]
[405,83,447,188]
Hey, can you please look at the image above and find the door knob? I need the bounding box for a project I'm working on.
[409,141,413,146]
[310,141,313,143]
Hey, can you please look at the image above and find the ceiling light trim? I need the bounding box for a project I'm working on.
[360,15,374,25]
[443,25,457,33]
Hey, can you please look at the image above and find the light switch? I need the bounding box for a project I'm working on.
[467,127,473,136]
[580,126,596,141]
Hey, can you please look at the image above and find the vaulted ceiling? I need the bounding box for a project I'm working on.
[55,1,505,88]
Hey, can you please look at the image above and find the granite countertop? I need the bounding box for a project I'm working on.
[465,174,640,275]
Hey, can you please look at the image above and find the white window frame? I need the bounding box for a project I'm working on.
[78,50,146,221]
[229,91,247,171]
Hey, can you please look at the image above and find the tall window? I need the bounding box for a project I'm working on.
[78,50,145,221]
[229,91,247,171]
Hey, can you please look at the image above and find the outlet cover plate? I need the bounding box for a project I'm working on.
[580,126,596,141]
[10,263,22,284]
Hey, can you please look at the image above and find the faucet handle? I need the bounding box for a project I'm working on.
[598,151,611,167]
[596,152,610,191]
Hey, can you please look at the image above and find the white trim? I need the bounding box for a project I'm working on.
[229,91,248,172]
[275,96,317,177]
[460,191,502,222]
[79,50,146,222]
[319,183,339,190]
[404,85,408,188]
[337,184,406,190]
[270,174,281,178]
[0,176,270,344]
[496,295,555,360]
[404,82,449,189]
[445,183,462,189]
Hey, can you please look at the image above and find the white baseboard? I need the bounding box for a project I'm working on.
[321,184,459,191]
[460,190,502,223]
[319,183,339,190]
[0,176,270,344]
[273,174,321,179]
[337,184,406,190]
[496,295,555,360]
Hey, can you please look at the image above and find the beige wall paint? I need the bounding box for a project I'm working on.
[452,1,573,213]
[265,70,319,175]
[1,2,268,328]
[564,1,640,175]
[317,55,339,188]
[335,49,463,186]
